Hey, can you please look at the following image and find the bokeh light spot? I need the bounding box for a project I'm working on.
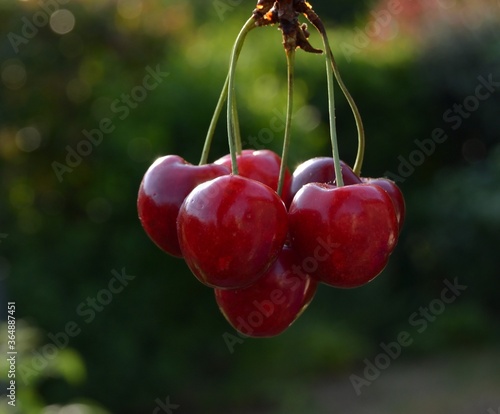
[295,105,321,132]
[40,405,61,414]
[1,59,26,90]
[50,9,76,35]
[15,126,42,152]
[253,74,280,102]
[59,404,90,414]
[9,182,35,209]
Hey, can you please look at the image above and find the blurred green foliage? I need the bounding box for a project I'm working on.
[0,321,110,414]
[1,0,499,413]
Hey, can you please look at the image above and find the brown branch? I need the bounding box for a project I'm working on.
[252,0,322,53]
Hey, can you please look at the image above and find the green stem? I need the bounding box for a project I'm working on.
[227,17,256,175]
[322,34,365,176]
[278,48,295,197]
[199,17,255,166]
[199,75,228,165]
[320,34,344,187]
[232,96,242,154]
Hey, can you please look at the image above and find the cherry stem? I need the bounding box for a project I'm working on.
[227,17,256,175]
[277,48,295,197]
[232,96,242,154]
[320,33,344,187]
[199,18,255,166]
[199,75,228,165]
[320,33,365,176]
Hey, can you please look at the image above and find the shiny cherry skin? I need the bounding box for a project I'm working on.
[361,177,405,231]
[215,246,317,337]
[177,175,288,289]
[215,149,292,202]
[137,155,229,257]
[289,183,399,288]
[288,157,361,206]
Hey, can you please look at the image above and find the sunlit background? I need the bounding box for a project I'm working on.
[1,0,500,413]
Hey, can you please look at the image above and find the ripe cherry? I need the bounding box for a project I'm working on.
[288,157,361,206]
[215,149,292,201]
[289,183,398,288]
[137,155,229,257]
[361,177,406,231]
[177,175,288,289]
[215,246,317,337]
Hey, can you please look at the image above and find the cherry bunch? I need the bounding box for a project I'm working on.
[137,0,405,338]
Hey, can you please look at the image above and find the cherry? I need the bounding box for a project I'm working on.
[177,174,288,289]
[289,183,398,288]
[215,149,292,201]
[135,1,406,333]
[137,155,229,257]
[361,177,405,231]
[215,246,317,337]
[288,157,361,206]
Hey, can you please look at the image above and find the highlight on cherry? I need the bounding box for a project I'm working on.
[137,0,405,338]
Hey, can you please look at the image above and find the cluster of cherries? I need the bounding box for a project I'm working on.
[137,0,405,337]
[137,150,404,337]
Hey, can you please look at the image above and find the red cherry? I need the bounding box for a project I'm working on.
[215,246,317,337]
[215,149,292,202]
[289,183,398,288]
[177,175,288,289]
[137,155,229,257]
[361,177,405,231]
[288,157,361,206]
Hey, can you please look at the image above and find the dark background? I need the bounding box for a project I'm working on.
[1,0,499,413]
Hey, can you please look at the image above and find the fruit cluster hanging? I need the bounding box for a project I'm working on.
[137,0,405,337]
